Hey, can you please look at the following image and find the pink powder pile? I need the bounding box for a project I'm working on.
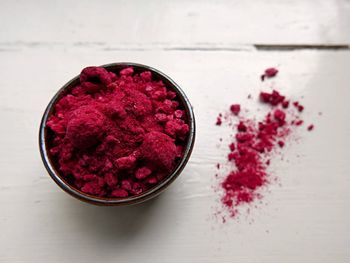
[216,68,314,217]
[47,66,189,198]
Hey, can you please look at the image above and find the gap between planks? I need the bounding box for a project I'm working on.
[0,42,349,52]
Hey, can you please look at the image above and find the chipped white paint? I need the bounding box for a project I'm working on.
[0,1,350,263]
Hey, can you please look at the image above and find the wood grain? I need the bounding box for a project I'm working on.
[0,1,350,262]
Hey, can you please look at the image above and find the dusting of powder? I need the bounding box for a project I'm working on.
[215,68,314,219]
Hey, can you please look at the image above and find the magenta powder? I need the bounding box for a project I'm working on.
[47,66,189,198]
[261,67,278,81]
[216,68,312,217]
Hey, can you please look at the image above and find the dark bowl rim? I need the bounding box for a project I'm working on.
[39,62,195,205]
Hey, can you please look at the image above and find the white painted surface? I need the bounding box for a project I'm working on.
[1,0,350,45]
[1,1,350,263]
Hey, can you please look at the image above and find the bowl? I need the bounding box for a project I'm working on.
[39,62,195,206]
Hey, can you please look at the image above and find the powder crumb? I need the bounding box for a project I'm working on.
[237,122,247,132]
[294,120,304,126]
[230,104,241,115]
[216,116,222,126]
[278,141,285,148]
[265,68,279,77]
[282,100,289,109]
[261,67,278,81]
[260,90,285,106]
[293,101,304,112]
[135,167,152,180]
[111,189,129,198]
[307,124,314,131]
[274,109,286,125]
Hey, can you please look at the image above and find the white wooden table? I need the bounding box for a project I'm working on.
[1,1,350,262]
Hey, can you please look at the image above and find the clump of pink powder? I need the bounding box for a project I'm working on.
[216,68,313,218]
[261,67,279,81]
[46,66,189,198]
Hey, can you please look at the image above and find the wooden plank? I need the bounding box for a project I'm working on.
[1,0,350,46]
[0,48,350,262]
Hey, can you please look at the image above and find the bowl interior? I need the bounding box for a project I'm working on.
[39,62,195,205]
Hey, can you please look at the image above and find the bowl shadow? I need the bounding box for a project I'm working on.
[65,194,163,244]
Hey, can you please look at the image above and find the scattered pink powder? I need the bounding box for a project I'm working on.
[215,68,313,218]
[216,116,222,126]
[282,100,289,109]
[293,101,304,112]
[230,104,241,115]
[294,120,304,126]
[265,68,279,77]
[278,141,285,148]
[261,67,278,81]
